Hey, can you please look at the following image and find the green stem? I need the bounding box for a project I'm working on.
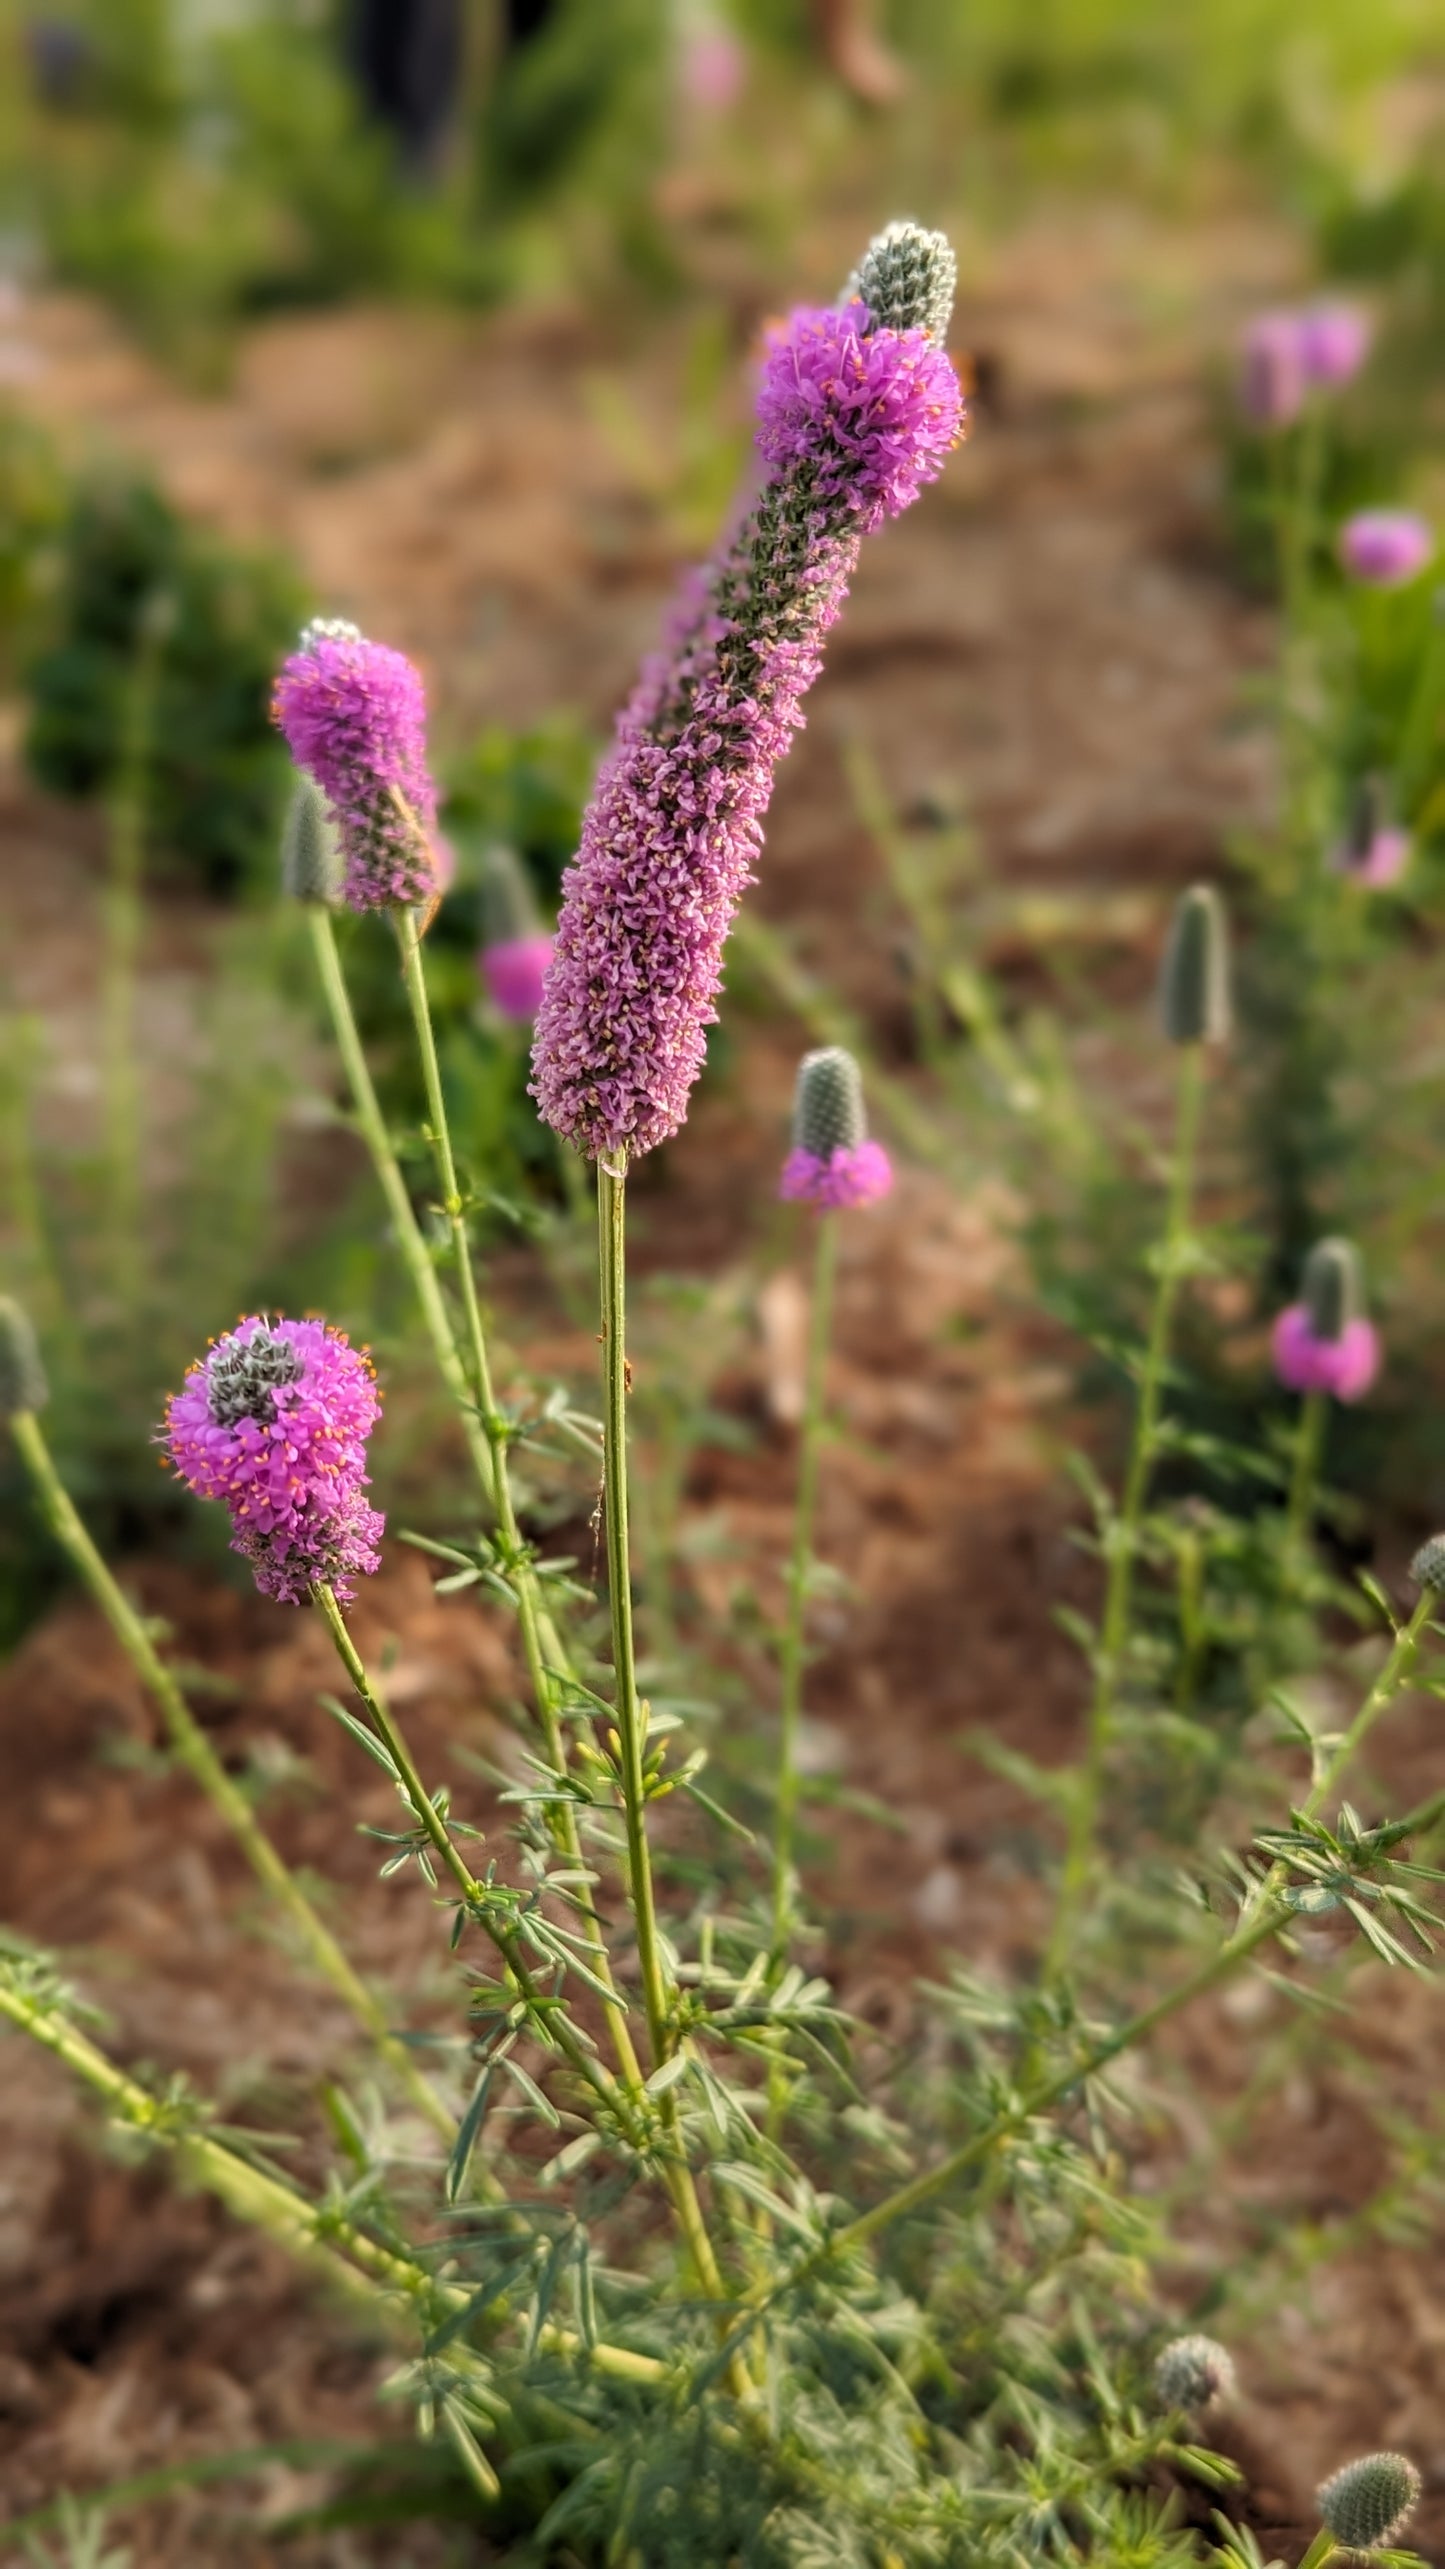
[1397,606,1445,810]
[771,1211,839,1968]
[8,1408,454,2144]
[1286,1385,1327,1554]
[1047,1042,1206,1974]
[1297,2534,1337,2569]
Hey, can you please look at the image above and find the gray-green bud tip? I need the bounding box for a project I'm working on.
[0,1297,48,1417]
[1152,2334,1235,2413]
[847,220,957,345]
[793,1046,868,1159]
[1317,2452,1421,2551]
[281,771,343,905]
[1409,1534,1445,1592]
[1159,883,1231,1047]
[1303,1237,1364,1342]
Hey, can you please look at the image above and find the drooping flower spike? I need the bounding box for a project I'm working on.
[780,1046,893,1210]
[531,221,964,1164]
[1271,1237,1379,1403]
[162,1316,384,1605]
[272,619,440,913]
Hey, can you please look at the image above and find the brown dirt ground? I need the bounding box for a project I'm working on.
[6,199,1445,2563]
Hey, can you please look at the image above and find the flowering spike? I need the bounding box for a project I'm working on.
[0,1297,48,1416]
[845,218,957,344]
[280,771,343,905]
[781,1047,892,1208]
[161,1316,383,1605]
[1317,2452,1421,2551]
[1339,509,1434,587]
[1159,884,1231,1047]
[1303,1237,1363,1343]
[272,622,439,913]
[1409,1534,1445,1592]
[531,234,964,1162]
[1153,2335,1235,2413]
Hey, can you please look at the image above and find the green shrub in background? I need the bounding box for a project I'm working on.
[23,471,305,893]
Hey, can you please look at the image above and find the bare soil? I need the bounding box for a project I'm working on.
[6,199,1445,2564]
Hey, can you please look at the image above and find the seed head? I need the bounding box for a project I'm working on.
[1317,2452,1421,2552]
[0,1297,48,1417]
[1159,884,1231,1047]
[845,219,957,344]
[1153,2335,1235,2414]
[280,771,342,905]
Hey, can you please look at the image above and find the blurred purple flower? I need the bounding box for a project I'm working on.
[680,20,745,110]
[1271,1305,1379,1402]
[531,233,963,1165]
[1339,509,1434,587]
[162,1315,383,1604]
[780,1141,894,1209]
[272,619,439,912]
[481,934,554,1023]
[1239,312,1306,429]
[1334,822,1411,887]
[1298,299,1371,387]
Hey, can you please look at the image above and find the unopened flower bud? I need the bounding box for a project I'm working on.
[280,771,342,905]
[1317,2452,1421,2551]
[1409,1534,1445,1592]
[1159,884,1231,1047]
[793,1046,867,1159]
[846,218,957,344]
[1303,1238,1363,1343]
[1153,2334,1235,2413]
[0,1297,48,1416]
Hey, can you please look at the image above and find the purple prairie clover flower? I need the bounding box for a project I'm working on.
[162,1316,383,1605]
[272,619,439,913]
[531,222,964,1163]
[1339,508,1434,587]
[781,1140,893,1209]
[1271,1238,1379,1403]
[1298,298,1371,387]
[481,934,555,1023]
[1239,310,1307,428]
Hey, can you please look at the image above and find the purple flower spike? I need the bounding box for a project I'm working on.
[1339,509,1434,587]
[481,935,555,1023]
[1271,1307,1379,1403]
[780,1141,894,1209]
[1298,298,1371,388]
[1239,311,1306,429]
[162,1315,384,1604]
[272,619,439,913]
[531,224,964,1163]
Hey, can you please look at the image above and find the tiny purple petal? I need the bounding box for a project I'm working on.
[1339,509,1434,587]
[779,1141,894,1209]
[1239,312,1306,429]
[1272,1304,1380,1402]
[1298,299,1371,388]
[481,935,555,1023]
[272,628,439,912]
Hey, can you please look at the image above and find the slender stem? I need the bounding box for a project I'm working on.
[8,1408,454,2143]
[772,1211,839,1967]
[1297,2535,1337,2569]
[597,1166,669,2069]
[1286,1385,1328,1554]
[1398,607,1445,809]
[1047,1042,1206,1973]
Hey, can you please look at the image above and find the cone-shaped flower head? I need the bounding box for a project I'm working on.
[1240,311,1307,428]
[843,218,957,345]
[1153,2335,1235,2414]
[1332,776,1410,888]
[531,221,964,1164]
[1317,2452,1421,2551]
[1272,1238,1379,1402]
[1339,510,1434,587]
[1159,884,1231,1046]
[272,619,439,913]
[1410,1534,1445,1592]
[162,1315,383,1605]
[280,770,343,905]
[0,1296,48,1416]
[781,1046,893,1208]
[1299,299,1371,388]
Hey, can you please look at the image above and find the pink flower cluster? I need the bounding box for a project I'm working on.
[1338,509,1434,587]
[162,1316,383,1604]
[1272,1305,1379,1402]
[1240,298,1370,427]
[481,934,555,1023]
[272,621,440,912]
[780,1141,893,1209]
[531,274,963,1163]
